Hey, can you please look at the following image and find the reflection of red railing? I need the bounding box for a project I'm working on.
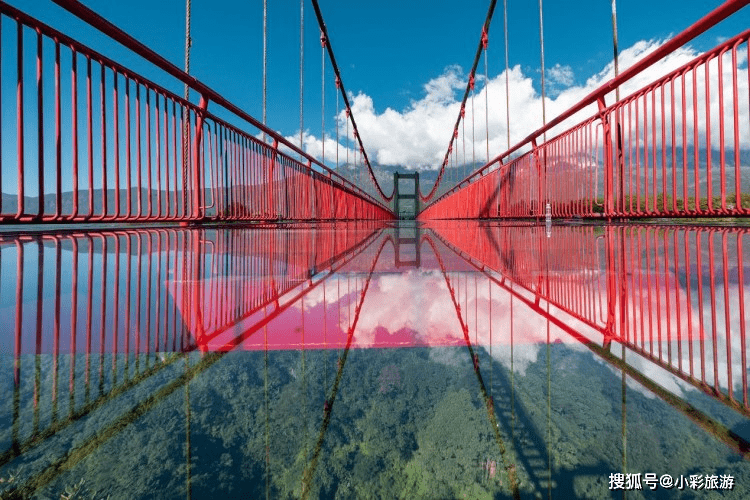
[429,222,750,458]
[420,0,749,219]
[1,223,383,356]
[428,221,750,417]
[426,221,609,330]
[178,226,384,351]
[608,226,748,406]
[0,1,392,222]
[0,222,383,475]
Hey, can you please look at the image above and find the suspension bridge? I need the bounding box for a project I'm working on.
[2,222,749,497]
[1,0,749,498]
[0,0,747,222]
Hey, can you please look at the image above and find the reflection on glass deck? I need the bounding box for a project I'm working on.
[0,221,749,499]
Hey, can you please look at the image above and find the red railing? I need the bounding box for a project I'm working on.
[0,1,392,222]
[420,0,749,219]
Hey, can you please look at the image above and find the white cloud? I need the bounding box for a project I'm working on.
[295,38,749,173]
[279,130,358,171]
[547,63,575,90]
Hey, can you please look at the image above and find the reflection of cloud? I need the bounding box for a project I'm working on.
[331,267,596,372]
[607,347,694,400]
[429,347,463,367]
[351,270,463,348]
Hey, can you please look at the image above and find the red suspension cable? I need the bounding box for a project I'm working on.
[420,0,498,203]
[310,0,394,202]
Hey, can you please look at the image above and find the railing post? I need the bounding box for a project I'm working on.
[414,171,420,217]
[603,225,627,349]
[306,159,313,220]
[192,95,209,220]
[393,172,400,219]
[531,138,541,219]
[270,139,278,219]
[191,229,206,344]
[598,97,615,217]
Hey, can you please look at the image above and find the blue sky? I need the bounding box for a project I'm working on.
[4,0,750,172]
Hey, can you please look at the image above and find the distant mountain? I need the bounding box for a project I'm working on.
[355,146,750,204]
[1,187,202,218]
[1,146,747,215]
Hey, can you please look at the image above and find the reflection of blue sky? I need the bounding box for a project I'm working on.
[0,237,181,354]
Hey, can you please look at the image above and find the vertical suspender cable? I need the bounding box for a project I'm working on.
[456,132,458,189]
[538,0,548,208]
[503,0,510,216]
[611,0,623,206]
[451,133,454,188]
[263,0,268,141]
[472,79,476,175]
[483,29,489,164]
[314,31,325,219]
[464,276,469,338]
[449,133,453,188]
[346,113,349,170]
[538,0,547,139]
[356,131,359,188]
[504,0,510,153]
[183,0,192,215]
[611,0,620,102]
[321,32,326,166]
[622,322,628,476]
[462,110,466,180]
[300,0,304,152]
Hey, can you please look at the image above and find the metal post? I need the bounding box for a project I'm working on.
[393,172,400,218]
[414,172,420,216]
[598,97,615,216]
[192,96,208,219]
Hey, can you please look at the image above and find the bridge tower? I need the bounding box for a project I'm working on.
[393,172,420,220]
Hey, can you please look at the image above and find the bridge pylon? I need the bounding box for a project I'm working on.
[393,172,420,220]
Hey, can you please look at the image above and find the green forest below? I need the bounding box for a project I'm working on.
[1,343,750,499]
